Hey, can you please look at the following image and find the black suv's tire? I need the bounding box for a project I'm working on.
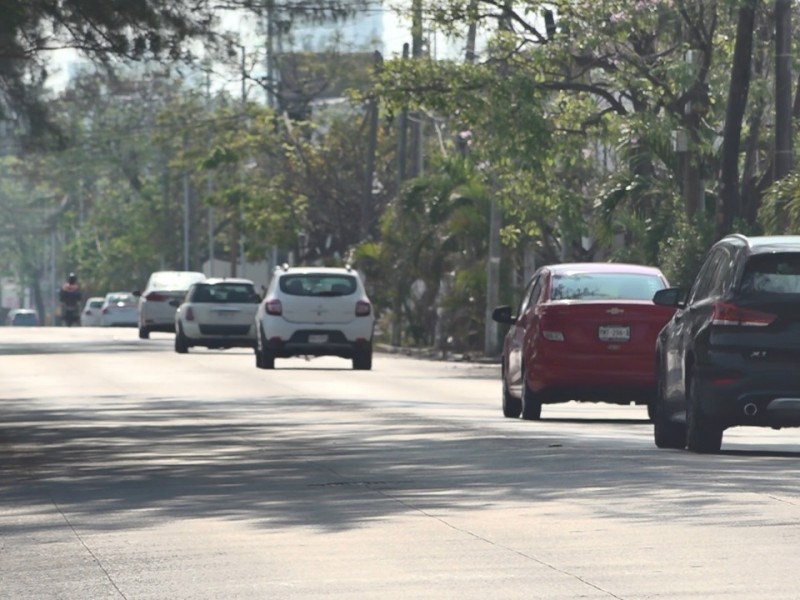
[353,346,373,370]
[521,372,542,420]
[686,376,723,453]
[138,325,150,340]
[653,372,686,449]
[174,327,189,354]
[502,370,522,418]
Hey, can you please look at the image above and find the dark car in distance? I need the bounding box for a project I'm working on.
[653,234,800,453]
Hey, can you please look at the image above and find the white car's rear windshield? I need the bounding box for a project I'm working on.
[107,293,135,304]
[551,273,665,301]
[149,272,205,291]
[280,275,357,297]
[192,283,260,303]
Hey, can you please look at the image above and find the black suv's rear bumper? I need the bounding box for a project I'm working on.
[695,357,800,428]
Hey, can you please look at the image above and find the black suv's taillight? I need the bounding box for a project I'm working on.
[711,302,775,327]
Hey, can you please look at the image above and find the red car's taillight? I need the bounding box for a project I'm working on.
[266,299,282,316]
[145,292,168,302]
[355,300,371,317]
[711,302,775,327]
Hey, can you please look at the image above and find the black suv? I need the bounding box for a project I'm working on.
[653,234,800,453]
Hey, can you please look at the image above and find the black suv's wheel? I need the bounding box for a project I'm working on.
[521,371,542,420]
[653,370,686,449]
[502,368,522,418]
[352,345,373,370]
[174,327,189,354]
[686,375,723,453]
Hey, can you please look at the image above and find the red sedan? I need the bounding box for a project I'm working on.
[492,263,676,421]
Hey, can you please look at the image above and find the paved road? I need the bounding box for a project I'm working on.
[2,328,800,599]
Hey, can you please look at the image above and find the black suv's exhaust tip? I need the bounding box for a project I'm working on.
[744,403,758,417]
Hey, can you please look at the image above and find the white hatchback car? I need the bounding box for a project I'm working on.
[255,266,375,370]
[174,278,261,353]
[100,292,138,327]
[135,271,206,339]
[80,297,105,327]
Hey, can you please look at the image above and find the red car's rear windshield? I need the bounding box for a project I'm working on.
[551,273,665,301]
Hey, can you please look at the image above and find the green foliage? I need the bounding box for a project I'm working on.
[656,212,714,288]
[760,171,800,234]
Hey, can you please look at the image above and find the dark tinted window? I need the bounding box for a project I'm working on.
[740,253,800,294]
[709,247,734,297]
[550,273,665,301]
[11,312,37,326]
[280,275,357,297]
[106,293,136,305]
[192,283,260,303]
[688,249,723,303]
[517,275,538,314]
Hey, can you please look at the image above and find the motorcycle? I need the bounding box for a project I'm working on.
[61,303,80,327]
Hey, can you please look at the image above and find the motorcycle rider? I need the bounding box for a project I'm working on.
[59,272,82,327]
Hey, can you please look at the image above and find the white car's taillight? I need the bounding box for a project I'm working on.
[355,300,371,317]
[266,299,283,316]
[185,307,195,321]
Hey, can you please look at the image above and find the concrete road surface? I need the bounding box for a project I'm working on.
[2,328,800,599]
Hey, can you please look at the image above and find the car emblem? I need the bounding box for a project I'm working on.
[606,307,625,315]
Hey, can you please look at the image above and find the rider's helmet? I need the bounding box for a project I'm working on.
[67,272,78,285]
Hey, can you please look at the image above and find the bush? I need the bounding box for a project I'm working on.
[657,214,713,288]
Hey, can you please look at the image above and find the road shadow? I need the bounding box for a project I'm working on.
[3,391,800,537]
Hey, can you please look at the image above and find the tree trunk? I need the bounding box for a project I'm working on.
[716,0,756,240]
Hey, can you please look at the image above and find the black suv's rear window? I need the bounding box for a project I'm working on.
[191,283,260,303]
[280,275,357,297]
[741,253,800,294]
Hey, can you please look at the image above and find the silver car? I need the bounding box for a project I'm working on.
[135,271,206,339]
[174,278,261,353]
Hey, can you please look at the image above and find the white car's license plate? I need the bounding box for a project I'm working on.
[309,334,328,344]
[598,325,630,342]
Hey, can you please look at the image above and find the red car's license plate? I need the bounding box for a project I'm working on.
[598,325,630,342]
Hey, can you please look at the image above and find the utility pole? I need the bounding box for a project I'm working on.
[466,0,478,63]
[362,51,382,242]
[231,45,247,277]
[397,43,409,187]
[265,0,277,110]
[205,70,215,277]
[183,170,190,271]
[410,0,424,177]
[775,0,793,181]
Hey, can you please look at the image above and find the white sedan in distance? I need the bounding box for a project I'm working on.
[100,292,138,327]
[80,297,105,327]
[135,270,206,339]
[174,278,262,354]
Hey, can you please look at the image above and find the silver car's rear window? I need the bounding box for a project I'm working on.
[280,275,357,297]
[192,283,260,303]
